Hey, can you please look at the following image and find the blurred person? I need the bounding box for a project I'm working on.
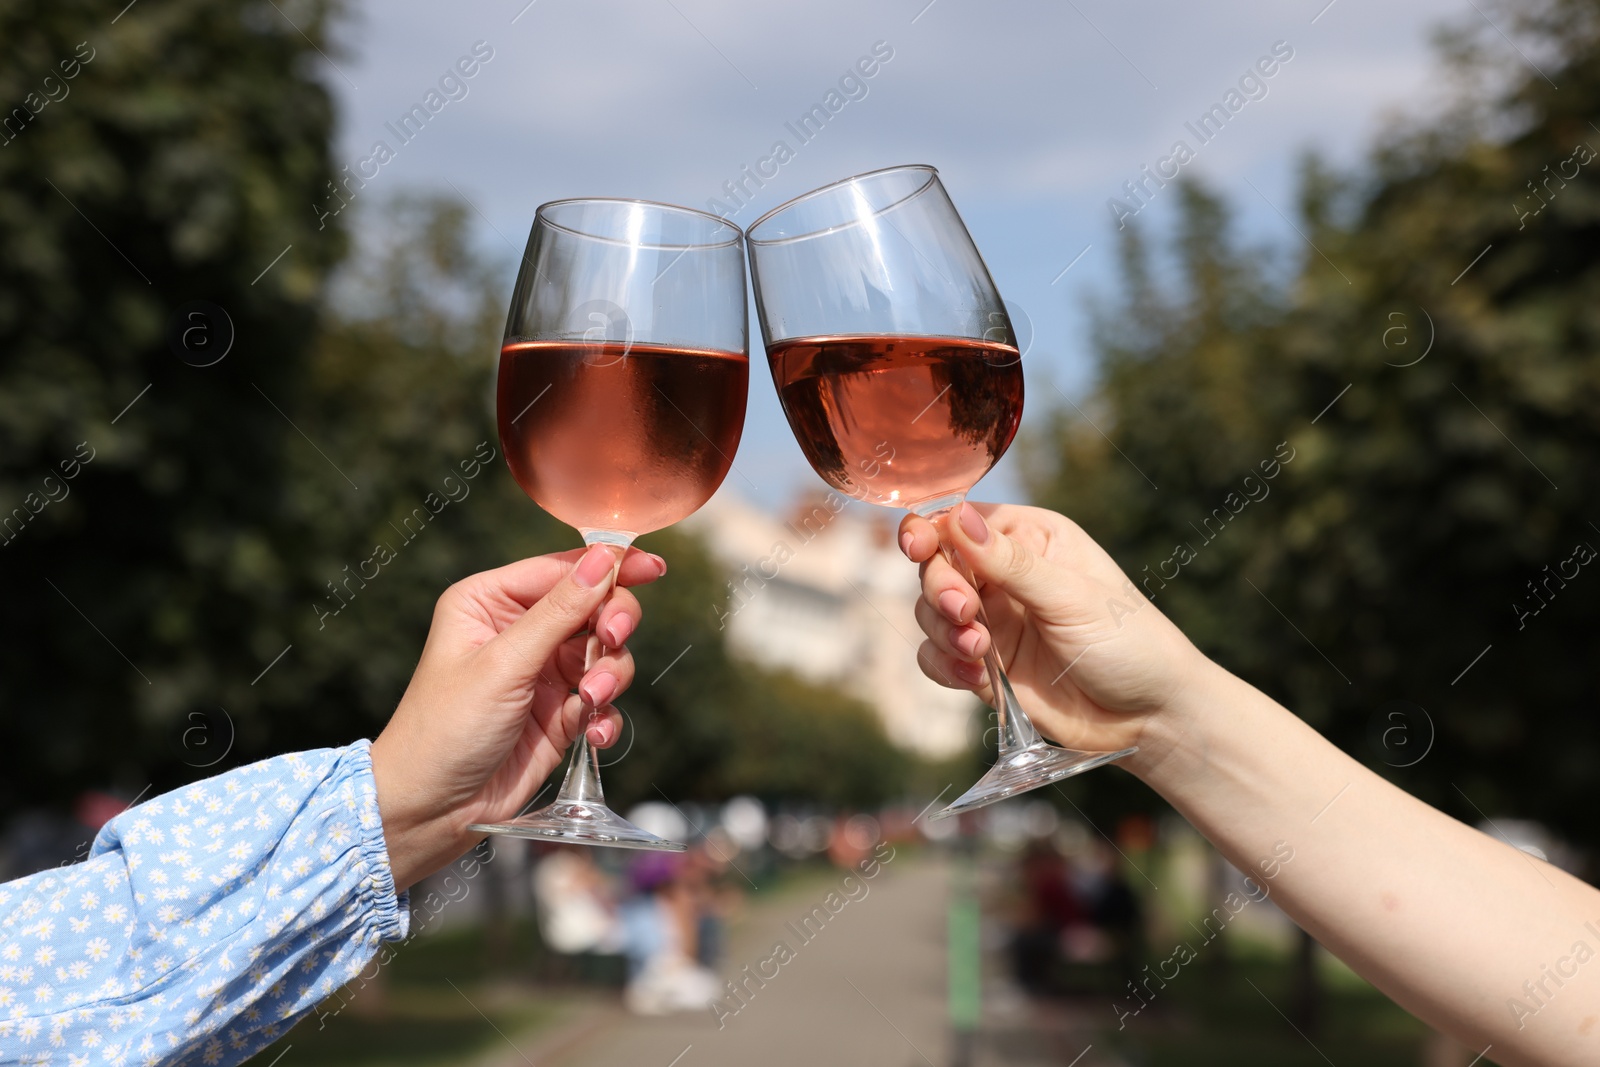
[680,833,742,970]
[1010,840,1085,993]
[619,853,719,1015]
[1073,839,1142,988]
[0,545,660,1066]
[532,846,623,955]
[826,813,880,870]
[900,502,1600,1067]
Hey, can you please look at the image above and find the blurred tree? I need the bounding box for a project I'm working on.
[0,0,349,810]
[1033,0,1600,854]
[1028,0,1600,1024]
[0,0,908,822]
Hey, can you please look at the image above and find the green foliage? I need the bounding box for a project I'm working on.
[1030,0,1600,847]
[0,5,906,816]
[0,0,348,807]
[1104,956,1429,1065]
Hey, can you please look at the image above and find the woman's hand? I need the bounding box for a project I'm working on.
[369,545,665,890]
[898,502,1213,774]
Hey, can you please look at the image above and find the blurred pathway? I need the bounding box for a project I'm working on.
[489,853,1124,1067]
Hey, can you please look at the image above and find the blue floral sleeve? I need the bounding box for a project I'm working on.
[0,741,410,1067]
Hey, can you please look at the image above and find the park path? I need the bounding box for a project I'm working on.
[489,853,1125,1067]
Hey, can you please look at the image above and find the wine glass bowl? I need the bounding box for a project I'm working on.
[498,198,748,545]
[472,198,748,851]
[747,165,1135,819]
[765,334,1023,510]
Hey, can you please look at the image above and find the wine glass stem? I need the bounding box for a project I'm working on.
[913,499,1044,758]
[550,537,628,806]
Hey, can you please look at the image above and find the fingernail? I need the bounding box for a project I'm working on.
[954,626,982,658]
[649,553,668,575]
[954,660,987,686]
[575,544,613,588]
[604,614,634,647]
[587,718,615,746]
[899,531,915,558]
[580,671,618,707]
[958,503,989,545]
[938,589,967,622]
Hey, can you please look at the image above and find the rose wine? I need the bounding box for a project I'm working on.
[498,340,749,536]
[768,335,1022,508]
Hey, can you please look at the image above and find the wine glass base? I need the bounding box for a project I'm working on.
[930,742,1138,820]
[469,800,688,852]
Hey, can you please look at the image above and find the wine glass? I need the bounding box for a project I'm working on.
[745,165,1135,820]
[469,198,748,851]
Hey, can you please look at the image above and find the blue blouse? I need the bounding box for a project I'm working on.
[0,742,410,1066]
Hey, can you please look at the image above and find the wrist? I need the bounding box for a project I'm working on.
[370,732,469,892]
[1120,653,1240,796]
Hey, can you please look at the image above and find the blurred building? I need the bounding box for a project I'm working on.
[686,491,974,760]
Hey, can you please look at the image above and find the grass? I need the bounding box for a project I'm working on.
[1100,951,1434,1067]
[258,919,614,1067]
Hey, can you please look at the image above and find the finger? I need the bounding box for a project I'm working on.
[577,647,636,707]
[553,639,638,693]
[919,550,981,625]
[586,706,625,749]
[914,596,990,661]
[917,640,989,694]
[596,587,642,648]
[553,635,589,686]
[550,545,664,588]
[486,547,665,609]
[617,549,668,587]
[553,694,624,749]
[482,544,618,681]
[439,548,664,648]
[551,626,639,689]
[941,502,1075,619]
[897,514,941,563]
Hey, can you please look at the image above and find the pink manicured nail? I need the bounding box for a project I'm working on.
[649,553,668,575]
[587,718,615,746]
[938,589,967,622]
[580,671,618,707]
[954,660,987,686]
[954,626,982,658]
[958,503,989,545]
[604,613,634,647]
[899,531,915,558]
[575,544,613,588]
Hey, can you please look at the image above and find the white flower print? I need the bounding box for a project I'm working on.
[0,743,406,1067]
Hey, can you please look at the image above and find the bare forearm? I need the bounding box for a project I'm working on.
[1135,664,1600,1066]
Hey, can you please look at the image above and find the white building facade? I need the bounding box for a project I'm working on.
[686,490,976,760]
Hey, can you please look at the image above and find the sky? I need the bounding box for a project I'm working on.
[324,0,1478,509]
